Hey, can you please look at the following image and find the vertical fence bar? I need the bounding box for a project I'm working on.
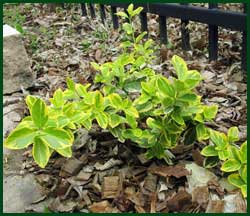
[208,3,218,61]
[140,12,148,33]
[241,3,247,71]
[81,3,87,16]
[180,3,191,50]
[100,4,106,24]
[111,6,119,29]
[159,16,167,44]
[89,3,95,18]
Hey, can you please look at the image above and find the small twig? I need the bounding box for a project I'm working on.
[3,107,25,116]
[3,98,23,107]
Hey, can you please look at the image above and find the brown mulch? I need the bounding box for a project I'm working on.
[3,3,247,213]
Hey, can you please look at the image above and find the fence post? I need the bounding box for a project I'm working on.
[159,16,167,44]
[100,4,106,24]
[241,3,247,71]
[111,6,119,29]
[81,3,87,16]
[180,3,191,50]
[208,3,218,61]
[89,3,96,18]
[140,12,148,33]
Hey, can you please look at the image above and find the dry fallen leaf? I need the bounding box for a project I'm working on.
[167,190,192,212]
[89,200,120,213]
[149,164,190,179]
[102,176,120,199]
[94,49,102,63]
[94,158,123,171]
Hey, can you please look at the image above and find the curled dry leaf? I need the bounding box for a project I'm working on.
[102,176,120,199]
[61,158,84,176]
[75,171,92,181]
[206,200,225,213]
[149,164,190,179]
[94,158,123,171]
[167,190,192,212]
[150,192,157,213]
[191,186,209,208]
[89,200,120,213]
[143,173,158,192]
[94,49,102,63]
[48,197,77,212]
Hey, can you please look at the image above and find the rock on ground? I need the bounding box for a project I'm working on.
[3,24,35,94]
[3,95,48,213]
[3,95,24,138]
[3,174,44,213]
[3,147,49,213]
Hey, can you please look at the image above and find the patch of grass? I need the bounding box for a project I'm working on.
[3,4,26,33]
[81,40,92,52]
[39,26,56,40]
[65,26,75,36]
[165,42,174,49]
[94,29,108,41]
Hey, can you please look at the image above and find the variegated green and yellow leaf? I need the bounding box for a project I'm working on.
[81,118,93,130]
[240,141,247,164]
[201,145,218,157]
[203,105,218,120]
[56,146,72,158]
[171,110,185,125]
[75,83,91,97]
[15,116,35,130]
[93,91,104,110]
[228,173,245,188]
[109,113,124,128]
[126,114,137,128]
[32,137,50,168]
[95,112,108,129]
[171,55,188,81]
[221,159,241,172]
[25,95,38,113]
[50,88,64,108]
[240,185,247,198]
[4,127,36,149]
[41,128,73,149]
[157,76,175,98]
[209,129,228,150]
[108,93,123,109]
[196,123,209,141]
[31,98,48,129]
[124,106,139,118]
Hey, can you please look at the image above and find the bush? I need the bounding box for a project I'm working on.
[4,4,246,198]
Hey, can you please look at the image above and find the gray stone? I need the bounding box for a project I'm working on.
[185,162,218,194]
[3,95,25,138]
[3,95,25,167]
[3,146,47,213]
[3,174,44,213]
[3,24,35,94]
[3,95,47,212]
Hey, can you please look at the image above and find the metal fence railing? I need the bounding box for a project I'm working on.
[80,3,247,71]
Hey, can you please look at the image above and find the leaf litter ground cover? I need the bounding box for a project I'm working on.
[3,3,247,213]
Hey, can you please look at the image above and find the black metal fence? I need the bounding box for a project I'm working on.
[80,3,247,71]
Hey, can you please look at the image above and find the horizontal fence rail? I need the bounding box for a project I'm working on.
[109,3,246,31]
[79,3,247,71]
